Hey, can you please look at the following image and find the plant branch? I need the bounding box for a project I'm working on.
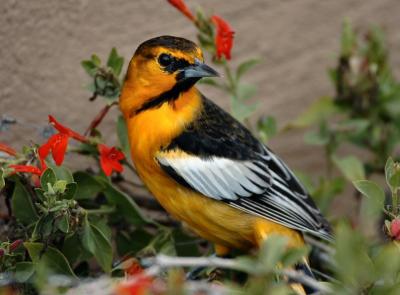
[143,254,331,293]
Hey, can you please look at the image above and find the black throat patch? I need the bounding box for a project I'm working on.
[131,77,200,117]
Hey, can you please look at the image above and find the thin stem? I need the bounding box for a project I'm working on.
[393,188,398,215]
[143,254,331,293]
[86,206,116,215]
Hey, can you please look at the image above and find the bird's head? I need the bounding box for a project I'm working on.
[120,36,219,115]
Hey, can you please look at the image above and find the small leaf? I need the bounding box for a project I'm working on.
[231,97,259,122]
[353,180,385,209]
[82,218,113,272]
[24,242,77,278]
[11,179,38,225]
[385,157,400,190]
[259,235,289,272]
[46,163,74,184]
[304,130,330,146]
[107,48,124,76]
[53,180,67,194]
[237,84,257,101]
[73,171,105,199]
[333,155,365,181]
[91,54,101,66]
[64,182,77,200]
[341,19,356,56]
[236,58,261,80]
[257,116,277,142]
[0,169,4,190]
[40,168,57,190]
[117,115,130,158]
[100,179,150,226]
[81,60,98,77]
[15,262,35,283]
[56,214,69,233]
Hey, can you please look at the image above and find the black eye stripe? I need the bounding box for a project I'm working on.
[158,54,191,73]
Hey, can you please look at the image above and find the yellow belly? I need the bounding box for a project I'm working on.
[134,155,303,250]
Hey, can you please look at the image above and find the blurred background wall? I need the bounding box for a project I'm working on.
[1,0,399,176]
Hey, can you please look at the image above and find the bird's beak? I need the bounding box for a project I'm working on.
[181,59,220,80]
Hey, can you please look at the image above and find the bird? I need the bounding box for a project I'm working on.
[119,35,332,292]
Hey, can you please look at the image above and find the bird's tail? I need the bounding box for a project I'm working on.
[289,258,318,295]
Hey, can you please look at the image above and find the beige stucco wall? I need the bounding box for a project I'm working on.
[1,0,399,177]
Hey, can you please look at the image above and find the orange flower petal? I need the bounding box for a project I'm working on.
[167,0,195,21]
[211,15,234,60]
[0,142,17,157]
[48,115,87,142]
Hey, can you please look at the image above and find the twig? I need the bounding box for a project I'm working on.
[143,254,332,293]
[84,102,118,136]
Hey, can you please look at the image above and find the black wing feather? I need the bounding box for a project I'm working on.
[160,96,332,241]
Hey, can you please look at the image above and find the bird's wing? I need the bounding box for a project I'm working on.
[157,96,332,241]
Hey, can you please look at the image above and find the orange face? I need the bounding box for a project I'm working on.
[120,36,218,117]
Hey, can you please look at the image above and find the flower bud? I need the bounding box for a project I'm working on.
[390,219,400,240]
[10,239,23,251]
[0,249,5,257]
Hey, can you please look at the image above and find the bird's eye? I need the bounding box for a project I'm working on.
[158,53,173,67]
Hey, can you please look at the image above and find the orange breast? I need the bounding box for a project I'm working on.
[122,88,303,250]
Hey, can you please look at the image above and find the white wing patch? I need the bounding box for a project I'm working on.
[157,155,271,201]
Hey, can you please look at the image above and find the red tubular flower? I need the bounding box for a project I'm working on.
[116,275,153,295]
[9,239,23,252]
[49,115,87,142]
[0,249,4,258]
[211,15,234,60]
[0,142,17,157]
[98,144,125,176]
[390,219,400,240]
[9,165,42,176]
[167,0,195,21]
[38,115,87,167]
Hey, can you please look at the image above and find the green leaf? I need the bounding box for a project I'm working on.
[258,235,289,272]
[56,214,69,233]
[333,155,365,181]
[334,222,374,286]
[353,180,385,210]
[11,179,38,225]
[117,115,130,158]
[24,242,77,278]
[100,179,150,226]
[341,19,356,56]
[0,169,4,190]
[73,171,105,200]
[46,163,74,184]
[91,54,101,66]
[236,58,261,80]
[257,116,277,142]
[116,229,153,256]
[62,233,89,265]
[64,182,77,200]
[32,214,54,240]
[231,98,259,122]
[81,60,98,77]
[237,84,257,101]
[304,130,330,146]
[40,168,57,190]
[107,47,124,76]
[286,96,338,129]
[53,180,67,194]
[385,157,400,190]
[15,262,35,283]
[82,218,113,273]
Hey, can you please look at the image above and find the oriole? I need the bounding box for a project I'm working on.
[119,36,332,292]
